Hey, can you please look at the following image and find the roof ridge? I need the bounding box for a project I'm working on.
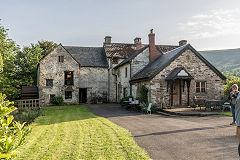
[64,46,103,48]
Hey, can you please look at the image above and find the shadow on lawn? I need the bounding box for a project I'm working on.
[35,105,99,126]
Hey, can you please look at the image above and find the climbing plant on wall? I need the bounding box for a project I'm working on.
[139,85,148,103]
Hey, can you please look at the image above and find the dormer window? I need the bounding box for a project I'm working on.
[59,56,64,62]
[65,71,74,85]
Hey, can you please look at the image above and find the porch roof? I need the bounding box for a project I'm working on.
[166,67,193,80]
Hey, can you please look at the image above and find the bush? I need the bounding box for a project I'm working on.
[13,109,41,124]
[223,76,240,99]
[0,93,31,159]
[50,96,63,105]
[139,85,148,103]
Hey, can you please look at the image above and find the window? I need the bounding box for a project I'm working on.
[125,67,127,78]
[46,79,53,87]
[59,56,64,62]
[196,81,206,93]
[50,94,55,102]
[65,91,72,99]
[65,71,74,85]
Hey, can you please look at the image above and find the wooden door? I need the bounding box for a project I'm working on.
[79,88,87,103]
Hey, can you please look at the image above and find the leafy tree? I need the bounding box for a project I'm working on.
[37,40,57,57]
[223,75,240,99]
[0,22,20,100]
[15,41,57,86]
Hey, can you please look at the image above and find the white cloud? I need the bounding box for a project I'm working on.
[178,8,240,39]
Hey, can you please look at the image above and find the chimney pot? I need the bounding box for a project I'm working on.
[179,40,187,46]
[134,37,142,49]
[104,36,112,44]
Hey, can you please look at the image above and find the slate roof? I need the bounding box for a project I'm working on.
[166,67,193,80]
[130,44,226,83]
[63,46,108,67]
[156,45,179,54]
[104,43,137,58]
[104,43,178,59]
[113,45,149,69]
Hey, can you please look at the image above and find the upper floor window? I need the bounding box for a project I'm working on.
[196,81,206,93]
[59,56,64,62]
[65,71,74,85]
[125,67,128,78]
[46,79,53,87]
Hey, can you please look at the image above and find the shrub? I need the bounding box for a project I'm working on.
[50,96,63,105]
[139,85,148,103]
[223,76,240,99]
[0,93,30,159]
[13,109,41,124]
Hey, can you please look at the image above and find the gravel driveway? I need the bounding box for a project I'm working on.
[89,104,238,160]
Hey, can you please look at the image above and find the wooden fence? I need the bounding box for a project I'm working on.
[15,99,40,110]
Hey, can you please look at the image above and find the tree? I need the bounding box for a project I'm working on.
[15,40,57,86]
[37,40,58,57]
[0,22,20,100]
[223,75,240,99]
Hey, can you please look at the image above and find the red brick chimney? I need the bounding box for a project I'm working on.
[149,29,161,61]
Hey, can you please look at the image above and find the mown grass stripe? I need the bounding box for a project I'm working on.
[14,105,151,160]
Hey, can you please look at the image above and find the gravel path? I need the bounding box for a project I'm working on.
[90,104,238,160]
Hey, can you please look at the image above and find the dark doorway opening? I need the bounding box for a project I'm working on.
[79,88,87,103]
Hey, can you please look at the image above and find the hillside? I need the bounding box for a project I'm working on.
[200,48,240,77]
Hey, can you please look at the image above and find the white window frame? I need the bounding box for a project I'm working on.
[196,81,206,93]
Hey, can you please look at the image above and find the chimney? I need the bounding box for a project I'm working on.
[104,36,111,44]
[149,29,161,61]
[179,40,187,46]
[134,37,142,50]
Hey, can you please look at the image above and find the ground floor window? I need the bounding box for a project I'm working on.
[50,94,55,102]
[196,81,206,93]
[46,79,53,87]
[65,91,72,99]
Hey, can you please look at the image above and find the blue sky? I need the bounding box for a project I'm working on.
[1,0,240,50]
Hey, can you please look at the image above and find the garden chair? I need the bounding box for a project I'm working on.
[142,103,152,114]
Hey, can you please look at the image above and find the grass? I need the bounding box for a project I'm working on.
[14,105,150,160]
[219,112,232,116]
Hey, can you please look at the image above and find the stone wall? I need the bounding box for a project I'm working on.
[131,48,150,75]
[116,63,131,100]
[108,58,125,102]
[38,45,108,106]
[150,49,224,106]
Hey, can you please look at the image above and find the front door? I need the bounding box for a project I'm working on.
[173,79,182,106]
[79,88,87,103]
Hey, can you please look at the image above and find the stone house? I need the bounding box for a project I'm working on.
[37,29,226,106]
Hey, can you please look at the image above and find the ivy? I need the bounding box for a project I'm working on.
[139,85,148,103]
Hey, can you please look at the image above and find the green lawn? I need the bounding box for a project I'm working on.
[14,105,150,160]
[219,112,232,116]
